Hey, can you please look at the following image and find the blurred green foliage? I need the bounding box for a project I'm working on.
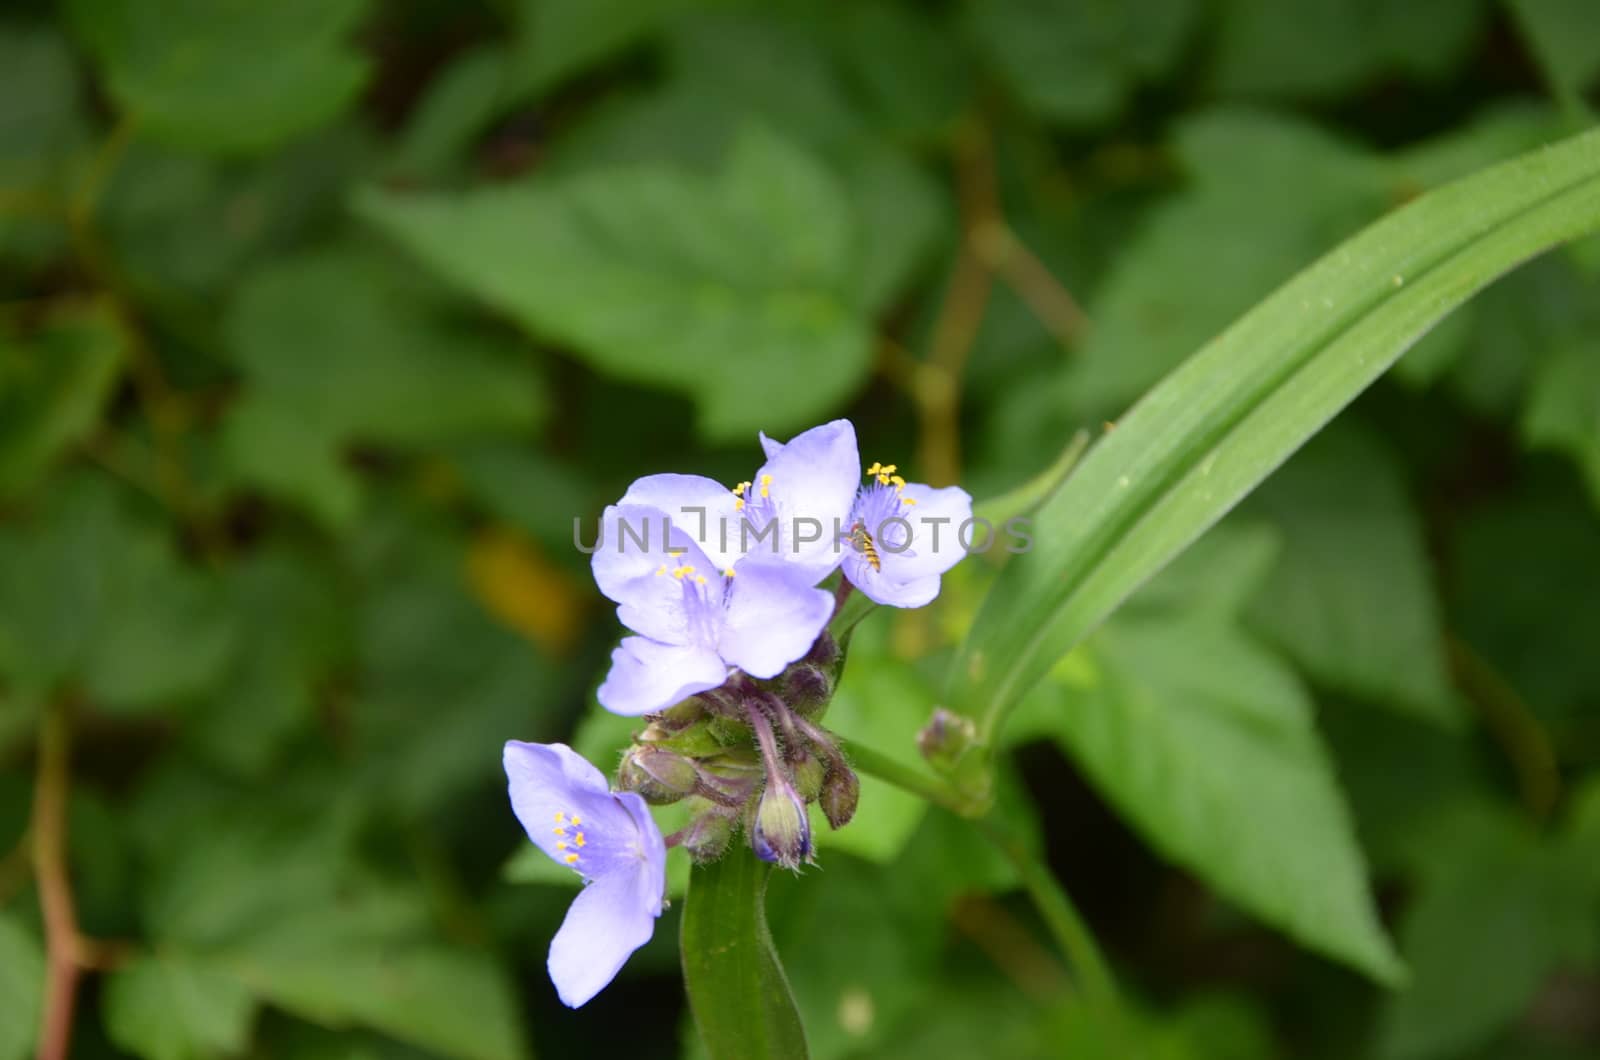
[1,1,1599,1058]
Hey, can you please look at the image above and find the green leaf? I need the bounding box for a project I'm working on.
[1378,805,1587,1059]
[513,0,708,101]
[67,0,371,154]
[1523,339,1600,508]
[357,124,874,441]
[1242,423,1458,724]
[967,0,1199,125]
[1509,0,1600,113]
[103,953,257,1060]
[221,245,543,527]
[1015,614,1404,983]
[682,852,808,1060]
[1210,0,1487,98]
[0,913,44,1060]
[0,299,124,498]
[950,125,1600,748]
[0,475,236,710]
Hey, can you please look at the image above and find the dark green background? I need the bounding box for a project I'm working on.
[2,1,1599,1057]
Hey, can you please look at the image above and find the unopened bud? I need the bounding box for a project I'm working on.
[790,749,825,801]
[618,746,700,804]
[782,664,834,715]
[751,778,812,870]
[820,764,860,829]
[680,806,735,864]
[918,707,978,772]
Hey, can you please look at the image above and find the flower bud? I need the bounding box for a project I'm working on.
[751,778,812,870]
[618,746,700,804]
[918,707,978,772]
[679,806,735,864]
[790,749,825,801]
[820,764,860,830]
[782,664,834,715]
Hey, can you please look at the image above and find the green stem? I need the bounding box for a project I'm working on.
[842,739,1118,1006]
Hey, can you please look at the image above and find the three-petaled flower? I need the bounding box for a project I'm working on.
[504,740,668,1007]
[592,504,833,715]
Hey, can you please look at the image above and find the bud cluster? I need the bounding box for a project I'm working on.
[613,632,858,870]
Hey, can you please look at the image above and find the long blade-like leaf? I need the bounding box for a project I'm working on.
[681,853,808,1060]
[950,127,1600,740]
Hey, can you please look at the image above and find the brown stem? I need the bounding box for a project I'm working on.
[33,703,80,1060]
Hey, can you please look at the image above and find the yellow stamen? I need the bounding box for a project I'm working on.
[575,833,586,847]
[724,568,736,578]
[557,841,568,849]
[759,473,772,498]
[554,812,565,823]
[564,853,580,864]
[570,816,580,826]
[695,574,707,584]
[734,498,745,511]
[553,827,566,835]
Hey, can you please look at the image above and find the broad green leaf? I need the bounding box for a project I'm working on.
[0,913,44,1060]
[222,246,542,527]
[0,299,123,498]
[682,852,808,1060]
[967,0,1198,126]
[1210,0,1486,98]
[950,125,1600,749]
[1014,614,1404,983]
[67,0,371,154]
[1242,423,1458,724]
[104,953,257,1060]
[1378,805,1588,1059]
[0,475,235,710]
[358,125,874,441]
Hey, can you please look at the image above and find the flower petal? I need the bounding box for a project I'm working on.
[882,483,975,581]
[592,503,724,644]
[597,635,728,715]
[547,863,662,1007]
[504,741,635,865]
[843,553,943,608]
[718,560,834,678]
[757,431,784,461]
[751,419,860,579]
[620,473,742,573]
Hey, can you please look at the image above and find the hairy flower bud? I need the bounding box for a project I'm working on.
[782,664,834,715]
[618,746,700,804]
[679,806,735,864]
[820,764,860,829]
[751,777,812,870]
[790,749,826,801]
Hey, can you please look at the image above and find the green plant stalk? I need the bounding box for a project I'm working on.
[842,739,1117,1007]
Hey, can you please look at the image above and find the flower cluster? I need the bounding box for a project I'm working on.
[503,419,971,1006]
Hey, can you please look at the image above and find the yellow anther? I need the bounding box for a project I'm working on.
[889,475,906,490]
[732,481,751,496]
[570,816,580,826]
[557,841,568,850]
[564,853,580,864]
[656,563,668,576]
[866,462,883,476]
[734,498,746,511]
[724,567,736,578]
[903,497,917,506]
[553,827,566,835]
[695,574,707,584]
[575,833,586,847]
[554,812,565,823]
[759,473,772,498]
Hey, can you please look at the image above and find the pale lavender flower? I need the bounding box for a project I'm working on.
[504,740,667,1007]
[592,503,833,715]
[621,418,861,582]
[756,431,974,608]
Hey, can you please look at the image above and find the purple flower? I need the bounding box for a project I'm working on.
[504,740,667,1008]
[756,432,974,608]
[592,503,833,715]
[621,419,861,583]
